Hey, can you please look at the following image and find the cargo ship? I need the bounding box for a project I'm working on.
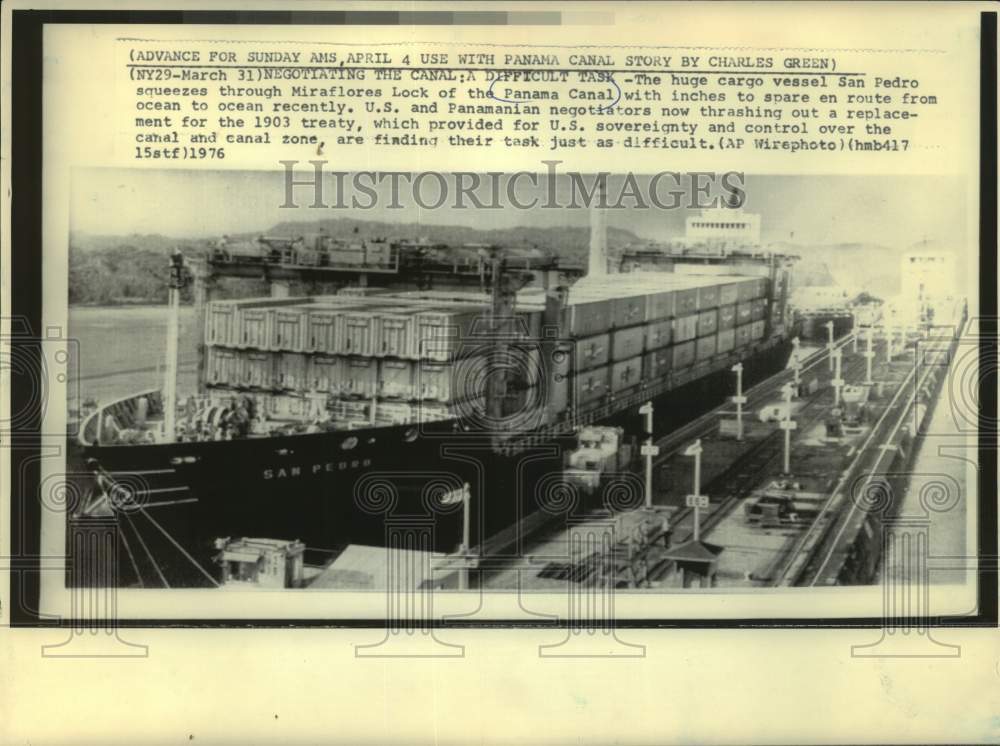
[73,201,797,584]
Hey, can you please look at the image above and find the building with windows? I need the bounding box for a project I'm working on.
[683,207,762,251]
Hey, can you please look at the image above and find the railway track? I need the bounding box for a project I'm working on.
[661,345,873,548]
[649,332,857,472]
[771,340,951,587]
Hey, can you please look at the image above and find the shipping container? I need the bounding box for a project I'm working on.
[696,334,717,361]
[566,298,613,337]
[308,355,343,394]
[697,284,720,309]
[414,308,483,362]
[269,307,307,352]
[265,394,314,421]
[275,352,309,391]
[750,298,767,322]
[238,351,274,389]
[672,340,696,369]
[573,332,611,372]
[674,314,699,343]
[205,347,239,386]
[305,307,340,355]
[378,359,416,399]
[573,365,609,408]
[718,304,737,330]
[376,311,416,358]
[205,302,237,347]
[716,328,736,354]
[642,348,671,381]
[343,357,378,398]
[675,288,699,316]
[737,278,757,302]
[645,318,672,350]
[342,309,383,357]
[611,356,643,394]
[750,320,767,340]
[611,325,646,362]
[735,323,753,348]
[736,301,753,325]
[647,290,675,320]
[719,283,739,306]
[237,308,270,349]
[755,277,770,299]
[374,401,413,426]
[697,308,719,337]
[413,401,456,423]
[771,303,785,326]
[611,294,648,328]
[415,361,457,402]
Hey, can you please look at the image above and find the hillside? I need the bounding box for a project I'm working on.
[67,219,640,305]
[67,219,904,305]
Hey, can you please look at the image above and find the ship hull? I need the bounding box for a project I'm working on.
[71,338,793,587]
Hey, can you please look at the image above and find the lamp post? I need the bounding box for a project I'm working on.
[831,348,844,406]
[780,383,797,475]
[731,363,746,441]
[864,327,875,385]
[164,249,188,443]
[683,439,708,542]
[638,402,658,510]
[458,482,471,590]
[791,336,802,395]
[825,320,835,372]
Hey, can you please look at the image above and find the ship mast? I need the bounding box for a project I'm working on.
[164,249,189,442]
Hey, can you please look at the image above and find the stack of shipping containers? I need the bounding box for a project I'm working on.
[202,271,771,427]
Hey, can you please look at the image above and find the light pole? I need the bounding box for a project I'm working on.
[791,336,802,396]
[441,483,473,590]
[851,312,859,353]
[638,402,658,510]
[864,327,875,385]
[825,320,835,371]
[164,249,188,442]
[831,348,844,407]
[780,382,797,475]
[731,363,746,441]
[885,323,894,362]
[683,439,708,542]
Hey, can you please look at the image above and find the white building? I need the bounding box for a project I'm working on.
[896,246,957,325]
[683,207,761,251]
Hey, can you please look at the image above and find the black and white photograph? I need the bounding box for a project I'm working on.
[62,168,975,603]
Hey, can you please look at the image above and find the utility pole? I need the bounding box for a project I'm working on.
[731,363,746,441]
[780,382,797,475]
[825,320,836,372]
[684,440,708,542]
[831,348,844,407]
[164,249,188,443]
[638,402,658,510]
[791,336,802,395]
[458,483,472,591]
[865,327,875,385]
